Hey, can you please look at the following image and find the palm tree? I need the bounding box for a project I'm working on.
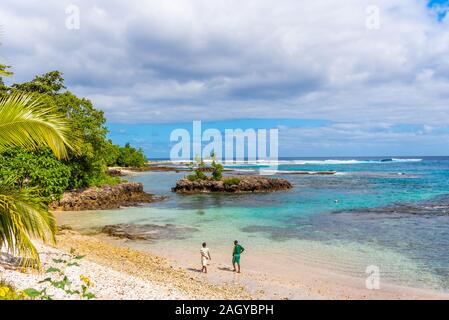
[0,90,76,267]
[0,67,13,77]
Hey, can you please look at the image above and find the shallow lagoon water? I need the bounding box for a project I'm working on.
[57,157,449,290]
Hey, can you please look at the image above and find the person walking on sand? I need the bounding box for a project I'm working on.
[232,240,245,273]
[200,242,211,273]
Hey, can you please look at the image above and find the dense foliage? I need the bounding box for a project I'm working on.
[115,143,147,167]
[0,148,71,203]
[0,66,147,266]
[186,156,207,181]
[223,177,241,186]
[186,155,224,181]
[0,66,72,267]
[0,70,147,196]
[211,160,224,181]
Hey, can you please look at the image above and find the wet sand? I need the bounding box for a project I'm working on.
[54,231,251,300]
[55,231,449,300]
[153,242,449,300]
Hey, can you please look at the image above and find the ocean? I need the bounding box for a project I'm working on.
[56,157,449,291]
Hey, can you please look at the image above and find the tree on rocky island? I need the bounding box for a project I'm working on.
[186,154,224,181]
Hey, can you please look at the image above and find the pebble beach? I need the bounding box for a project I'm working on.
[0,230,251,300]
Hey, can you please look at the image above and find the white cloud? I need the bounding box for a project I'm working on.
[278,122,449,156]
[0,0,448,126]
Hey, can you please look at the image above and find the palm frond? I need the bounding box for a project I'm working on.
[0,63,13,77]
[0,69,13,77]
[0,92,78,159]
[0,186,56,267]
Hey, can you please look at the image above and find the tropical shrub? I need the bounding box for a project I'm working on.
[103,140,121,166]
[17,248,96,300]
[0,148,71,203]
[115,143,146,167]
[186,174,198,182]
[0,66,144,266]
[9,71,147,188]
[223,177,241,186]
[88,174,123,187]
[211,160,223,181]
[0,75,75,266]
[186,155,208,181]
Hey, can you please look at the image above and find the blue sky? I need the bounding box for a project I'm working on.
[1,1,449,157]
[108,120,449,158]
[429,0,449,19]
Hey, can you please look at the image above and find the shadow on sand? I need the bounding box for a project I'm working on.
[187,267,203,273]
[0,252,26,270]
[218,266,234,272]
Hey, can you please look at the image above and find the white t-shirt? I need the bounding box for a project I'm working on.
[200,247,210,259]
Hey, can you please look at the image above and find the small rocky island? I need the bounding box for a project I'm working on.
[51,182,165,211]
[172,175,293,194]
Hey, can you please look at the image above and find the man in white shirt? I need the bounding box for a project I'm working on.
[200,242,212,273]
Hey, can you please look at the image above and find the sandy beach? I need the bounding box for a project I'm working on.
[3,229,448,300]
[0,230,250,300]
[108,235,449,300]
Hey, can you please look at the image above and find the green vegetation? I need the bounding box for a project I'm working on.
[186,153,224,182]
[223,177,241,186]
[114,143,147,167]
[0,68,74,266]
[0,64,145,266]
[186,155,208,181]
[1,68,146,193]
[0,280,26,300]
[0,148,71,203]
[0,248,96,300]
[211,159,224,181]
[5,70,146,188]
[27,248,96,300]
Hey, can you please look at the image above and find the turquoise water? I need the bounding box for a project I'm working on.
[57,157,449,290]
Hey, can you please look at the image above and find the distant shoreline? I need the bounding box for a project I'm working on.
[109,164,337,175]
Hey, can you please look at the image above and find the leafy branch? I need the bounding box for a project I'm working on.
[21,248,95,300]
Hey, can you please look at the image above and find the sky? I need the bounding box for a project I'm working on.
[1,0,449,158]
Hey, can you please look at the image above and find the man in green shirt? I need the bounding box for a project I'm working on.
[232,240,245,273]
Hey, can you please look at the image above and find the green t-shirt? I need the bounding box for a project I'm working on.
[233,244,244,255]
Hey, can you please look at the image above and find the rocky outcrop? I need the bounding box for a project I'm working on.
[107,168,126,176]
[101,223,198,241]
[172,175,292,194]
[51,182,165,211]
